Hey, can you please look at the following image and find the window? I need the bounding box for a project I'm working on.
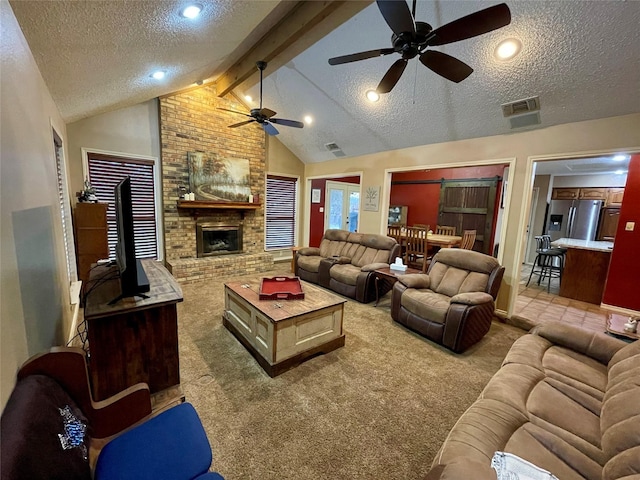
[86,152,158,259]
[265,175,298,250]
[53,130,77,282]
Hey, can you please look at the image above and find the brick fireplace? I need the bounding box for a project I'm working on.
[159,85,274,283]
[196,221,243,257]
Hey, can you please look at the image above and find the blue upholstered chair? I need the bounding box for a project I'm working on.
[95,402,224,480]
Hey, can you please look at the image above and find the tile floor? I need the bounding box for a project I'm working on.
[514,264,629,336]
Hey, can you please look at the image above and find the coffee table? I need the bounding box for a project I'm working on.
[223,278,346,377]
[373,266,422,306]
[606,313,639,341]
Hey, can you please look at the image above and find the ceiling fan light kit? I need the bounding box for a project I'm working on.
[328,0,512,94]
[218,61,303,136]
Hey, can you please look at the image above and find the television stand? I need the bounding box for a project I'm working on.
[107,292,150,306]
[83,259,183,401]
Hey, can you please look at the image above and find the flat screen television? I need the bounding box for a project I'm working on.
[110,176,150,304]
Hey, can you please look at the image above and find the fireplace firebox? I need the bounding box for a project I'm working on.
[196,222,243,258]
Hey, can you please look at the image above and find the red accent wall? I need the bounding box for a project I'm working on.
[309,176,360,247]
[602,154,640,311]
[390,165,506,242]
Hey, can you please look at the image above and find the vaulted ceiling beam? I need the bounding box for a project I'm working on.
[215,1,372,97]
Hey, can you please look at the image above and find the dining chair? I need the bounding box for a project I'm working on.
[404,226,428,272]
[460,230,477,250]
[413,223,430,230]
[436,225,456,236]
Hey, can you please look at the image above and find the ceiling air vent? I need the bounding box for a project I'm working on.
[325,142,345,158]
[501,96,540,117]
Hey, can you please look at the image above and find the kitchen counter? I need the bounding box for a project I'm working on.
[551,238,612,304]
[551,237,614,252]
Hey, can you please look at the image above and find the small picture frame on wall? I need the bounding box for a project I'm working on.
[362,186,381,212]
[311,188,321,203]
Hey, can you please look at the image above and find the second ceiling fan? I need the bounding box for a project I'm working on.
[328,0,512,93]
[219,61,303,136]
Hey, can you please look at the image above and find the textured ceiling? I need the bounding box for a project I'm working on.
[9,0,640,165]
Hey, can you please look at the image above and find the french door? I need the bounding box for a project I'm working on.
[325,181,360,232]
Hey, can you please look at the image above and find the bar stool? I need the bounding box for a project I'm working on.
[526,236,566,292]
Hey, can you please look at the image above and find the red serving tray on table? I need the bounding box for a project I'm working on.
[259,276,305,300]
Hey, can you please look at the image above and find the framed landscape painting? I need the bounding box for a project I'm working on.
[188,151,251,202]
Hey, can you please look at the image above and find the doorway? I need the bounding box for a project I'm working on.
[325,180,360,232]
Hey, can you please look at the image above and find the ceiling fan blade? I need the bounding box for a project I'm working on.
[419,50,473,83]
[428,3,511,46]
[228,119,255,128]
[377,58,408,94]
[262,122,279,136]
[260,108,276,118]
[218,107,250,116]
[376,0,415,35]
[271,118,304,128]
[328,48,396,66]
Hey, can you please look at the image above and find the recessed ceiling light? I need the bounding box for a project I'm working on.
[366,90,380,102]
[244,95,252,103]
[181,4,202,19]
[151,70,166,80]
[304,115,313,125]
[612,154,629,161]
[495,38,522,60]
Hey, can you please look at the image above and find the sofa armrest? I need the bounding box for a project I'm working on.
[426,460,497,480]
[332,255,352,264]
[398,273,430,289]
[530,322,627,364]
[451,292,493,306]
[298,247,320,256]
[361,262,389,272]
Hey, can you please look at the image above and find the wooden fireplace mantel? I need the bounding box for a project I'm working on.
[177,200,261,218]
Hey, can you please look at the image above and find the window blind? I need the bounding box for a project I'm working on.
[87,153,157,259]
[265,175,297,250]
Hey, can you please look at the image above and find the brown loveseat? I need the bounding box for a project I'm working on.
[427,322,640,480]
[295,229,400,303]
[391,248,504,352]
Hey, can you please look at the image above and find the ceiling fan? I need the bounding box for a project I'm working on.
[328,0,511,93]
[218,61,304,136]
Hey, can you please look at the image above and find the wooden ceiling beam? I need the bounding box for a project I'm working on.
[215,0,372,97]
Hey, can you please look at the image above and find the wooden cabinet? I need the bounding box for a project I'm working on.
[606,188,625,206]
[551,188,580,200]
[597,207,621,240]
[388,205,408,226]
[74,202,109,284]
[579,187,607,200]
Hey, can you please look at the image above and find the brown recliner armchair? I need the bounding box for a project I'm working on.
[390,248,504,352]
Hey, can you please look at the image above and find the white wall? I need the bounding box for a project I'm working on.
[551,173,628,189]
[1,1,72,408]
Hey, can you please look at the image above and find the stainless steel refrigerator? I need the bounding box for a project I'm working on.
[546,199,603,241]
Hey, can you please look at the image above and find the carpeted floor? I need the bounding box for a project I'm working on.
[176,266,525,480]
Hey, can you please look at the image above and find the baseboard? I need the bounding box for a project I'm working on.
[600,303,640,317]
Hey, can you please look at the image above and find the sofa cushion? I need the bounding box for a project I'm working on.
[0,375,91,480]
[433,248,501,274]
[329,263,361,286]
[401,289,451,323]
[352,246,390,268]
[297,254,323,273]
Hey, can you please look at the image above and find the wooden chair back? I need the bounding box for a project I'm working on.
[404,227,428,272]
[436,225,456,236]
[460,230,477,250]
[387,225,405,244]
[413,224,430,231]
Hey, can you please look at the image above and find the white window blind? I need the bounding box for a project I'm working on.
[87,153,157,259]
[265,175,297,250]
[54,132,76,281]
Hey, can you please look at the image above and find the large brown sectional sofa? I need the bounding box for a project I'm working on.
[295,229,400,303]
[427,322,640,480]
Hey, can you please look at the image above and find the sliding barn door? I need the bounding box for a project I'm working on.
[438,178,499,254]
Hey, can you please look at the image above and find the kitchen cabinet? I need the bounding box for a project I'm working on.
[551,188,580,200]
[579,187,607,200]
[597,207,621,240]
[605,188,625,206]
